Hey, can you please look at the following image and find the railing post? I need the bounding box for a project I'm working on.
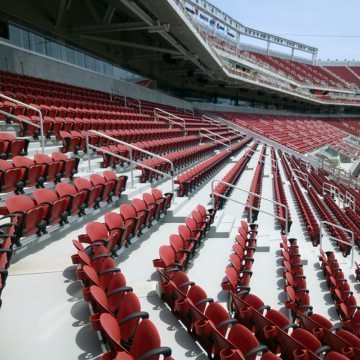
[129,147,134,188]
[86,132,91,171]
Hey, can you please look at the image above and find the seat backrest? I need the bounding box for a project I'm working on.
[0,159,14,171]
[103,170,117,182]
[33,189,59,203]
[265,309,290,330]
[291,328,322,353]
[243,293,266,312]
[205,302,230,335]
[104,212,124,229]
[34,154,53,164]
[13,156,35,167]
[131,198,146,213]
[187,285,209,312]
[159,245,176,268]
[90,173,106,186]
[86,222,108,242]
[5,195,35,212]
[52,151,68,161]
[227,324,259,355]
[55,182,77,196]
[120,204,136,219]
[74,178,92,190]
[151,188,163,200]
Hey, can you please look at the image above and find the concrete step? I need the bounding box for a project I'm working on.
[208,213,236,238]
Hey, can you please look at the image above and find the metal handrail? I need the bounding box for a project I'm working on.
[199,128,231,151]
[211,180,289,235]
[322,182,344,207]
[156,113,187,134]
[86,130,175,194]
[154,108,186,132]
[320,221,355,268]
[246,147,276,166]
[293,169,309,188]
[128,98,142,114]
[202,114,221,128]
[0,93,45,153]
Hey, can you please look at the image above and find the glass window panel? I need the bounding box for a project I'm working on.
[29,33,46,54]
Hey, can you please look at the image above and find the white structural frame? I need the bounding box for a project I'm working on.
[319,221,355,268]
[202,114,221,128]
[0,93,45,153]
[211,180,289,235]
[86,130,175,195]
[199,128,231,151]
[154,107,187,133]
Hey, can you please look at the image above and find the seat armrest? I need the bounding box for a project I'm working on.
[118,311,149,325]
[107,286,133,297]
[138,346,172,360]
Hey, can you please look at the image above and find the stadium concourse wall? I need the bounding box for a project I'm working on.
[0,41,194,111]
[193,102,360,118]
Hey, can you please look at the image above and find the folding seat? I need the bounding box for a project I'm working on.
[13,156,45,188]
[57,131,81,153]
[74,178,102,209]
[119,204,146,238]
[33,189,68,226]
[55,183,87,216]
[185,217,206,241]
[169,234,191,269]
[131,198,156,228]
[196,204,216,225]
[219,324,274,360]
[103,171,127,198]
[104,212,132,248]
[290,328,331,356]
[34,154,62,183]
[52,152,79,179]
[0,132,29,159]
[152,189,173,213]
[2,195,46,238]
[30,116,54,138]
[178,224,201,250]
[285,285,313,316]
[77,221,121,254]
[192,301,238,358]
[0,159,23,194]
[90,174,115,203]
[153,245,184,272]
[99,314,173,359]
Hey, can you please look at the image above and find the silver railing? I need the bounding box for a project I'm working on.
[202,114,221,128]
[0,93,45,153]
[320,221,355,268]
[154,108,186,133]
[211,180,289,235]
[199,128,231,151]
[86,130,175,195]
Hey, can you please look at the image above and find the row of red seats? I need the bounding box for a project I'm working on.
[245,145,267,222]
[319,250,359,335]
[230,290,359,359]
[0,152,79,195]
[155,219,283,359]
[99,135,200,168]
[176,138,251,196]
[356,262,360,282]
[279,150,320,245]
[212,141,257,209]
[281,236,313,318]
[221,221,258,294]
[0,171,127,242]
[153,205,215,272]
[0,222,18,308]
[0,132,29,159]
[138,143,217,183]
[17,116,161,139]
[73,189,172,255]
[324,195,360,246]
[71,239,173,359]
[58,129,187,154]
[271,148,292,233]
[307,187,351,256]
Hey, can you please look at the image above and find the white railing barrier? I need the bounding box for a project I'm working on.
[154,108,187,134]
[211,180,289,235]
[86,130,175,196]
[0,93,45,153]
[322,182,344,207]
[199,128,231,151]
[320,221,355,268]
